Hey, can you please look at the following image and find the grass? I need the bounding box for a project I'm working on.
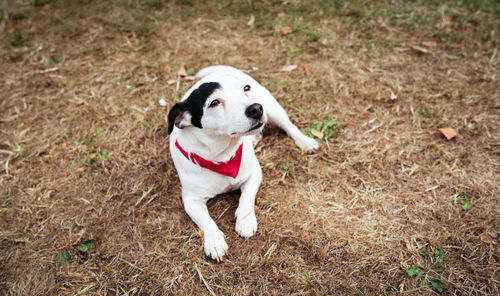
[0,0,499,295]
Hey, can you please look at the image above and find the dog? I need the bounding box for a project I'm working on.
[167,65,318,261]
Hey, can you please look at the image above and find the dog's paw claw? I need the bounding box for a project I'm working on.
[295,135,319,153]
[235,212,258,239]
[204,231,228,261]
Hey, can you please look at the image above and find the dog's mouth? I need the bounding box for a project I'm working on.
[248,122,264,132]
[230,122,265,136]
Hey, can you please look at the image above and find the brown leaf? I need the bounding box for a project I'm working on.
[134,81,145,87]
[311,129,324,139]
[327,256,337,263]
[319,244,329,262]
[439,128,458,140]
[75,167,85,172]
[60,143,67,149]
[422,41,437,47]
[178,66,188,77]
[303,63,313,76]
[280,26,293,35]
[444,16,456,28]
[7,27,15,34]
[279,65,297,72]
[136,115,145,123]
[479,233,493,244]
[42,4,50,10]
[411,45,429,54]
[167,79,177,85]
[277,11,289,18]
[244,57,255,63]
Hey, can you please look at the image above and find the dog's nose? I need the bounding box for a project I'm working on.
[245,103,263,120]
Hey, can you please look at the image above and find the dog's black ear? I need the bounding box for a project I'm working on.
[167,102,192,134]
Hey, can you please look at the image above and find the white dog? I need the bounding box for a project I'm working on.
[167,66,318,261]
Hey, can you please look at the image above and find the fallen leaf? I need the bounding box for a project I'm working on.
[7,27,15,34]
[61,143,67,148]
[411,45,429,54]
[390,91,398,101]
[75,167,85,172]
[479,233,493,244]
[247,15,255,27]
[280,65,297,72]
[132,47,141,52]
[158,98,167,106]
[134,81,145,87]
[444,16,456,28]
[42,4,50,10]
[303,63,313,76]
[280,26,293,35]
[311,129,324,139]
[422,41,437,47]
[12,22,22,29]
[277,11,289,18]
[439,127,458,140]
[167,79,177,85]
[244,57,255,63]
[184,75,196,81]
[327,256,337,262]
[136,115,145,123]
[178,66,188,77]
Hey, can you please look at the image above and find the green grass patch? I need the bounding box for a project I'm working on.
[405,246,445,293]
[455,193,471,211]
[304,119,340,141]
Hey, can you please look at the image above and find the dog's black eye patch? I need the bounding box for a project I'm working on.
[167,82,221,134]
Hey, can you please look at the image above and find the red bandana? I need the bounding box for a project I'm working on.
[175,140,243,178]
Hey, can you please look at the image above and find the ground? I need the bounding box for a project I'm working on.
[0,0,499,295]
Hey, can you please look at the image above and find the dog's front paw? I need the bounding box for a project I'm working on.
[235,211,258,239]
[204,230,228,262]
[295,134,319,153]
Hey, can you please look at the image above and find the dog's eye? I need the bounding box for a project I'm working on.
[244,85,251,92]
[209,99,220,108]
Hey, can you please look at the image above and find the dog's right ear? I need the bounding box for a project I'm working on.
[167,102,192,134]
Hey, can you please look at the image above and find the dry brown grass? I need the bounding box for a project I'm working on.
[1,1,499,295]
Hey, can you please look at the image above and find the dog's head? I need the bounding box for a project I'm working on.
[167,76,267,137]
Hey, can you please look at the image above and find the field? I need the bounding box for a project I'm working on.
[1,0,499,295]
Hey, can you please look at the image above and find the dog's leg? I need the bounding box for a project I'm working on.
[182,196,228,261]
[235,169,262,238]
[257,91,319,152]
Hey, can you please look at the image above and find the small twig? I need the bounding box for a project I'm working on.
[216,205,231,220]
[489,48,498,63]
[401,286,427,294]
[194,263,216,296]
[74,284,94,296]
[24,67,58,77]
[135,185,154,207]
[264,242,277,259]
[119,258,144,272]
